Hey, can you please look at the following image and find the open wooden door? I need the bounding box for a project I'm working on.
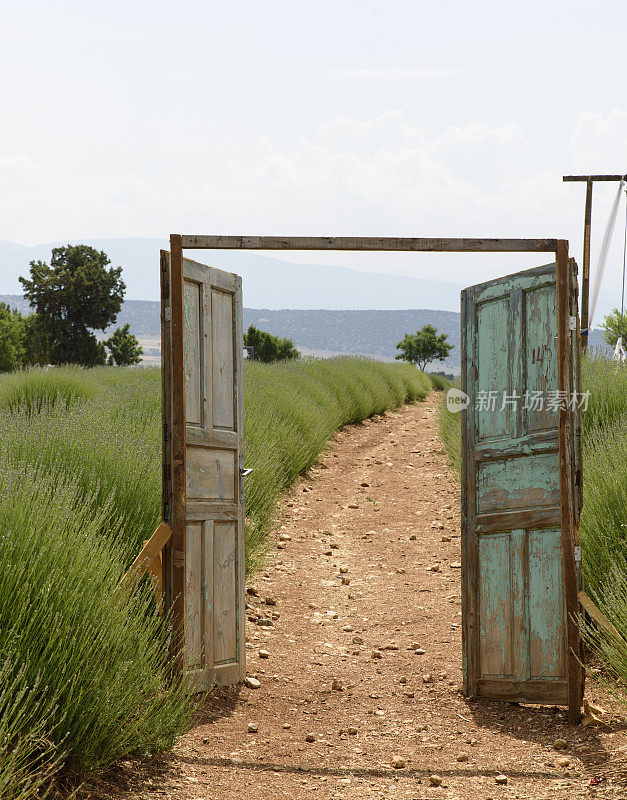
[461,257,584,719]
[161,239,245,691]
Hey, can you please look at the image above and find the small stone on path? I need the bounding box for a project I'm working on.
[258,649,270,659]
[429,774,442,786]
[495,774,508,785]
[391,756,406,769]
[305,733,316,743]
[247,722,258,733]
[553,738,567,750]
[245,677,261,689]
[456,752,469,762]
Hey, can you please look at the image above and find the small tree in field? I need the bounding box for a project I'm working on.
[602,307,626,347]
[395,324,453,371]
[243,325,299,363]
[19,244,125,367]
[105,324,143,366]
[0,303,25,372]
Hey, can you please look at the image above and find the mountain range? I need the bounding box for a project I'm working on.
[0,237,463,311]
[0,295,611,375]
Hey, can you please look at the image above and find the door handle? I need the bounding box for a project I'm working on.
[239,467,253,478]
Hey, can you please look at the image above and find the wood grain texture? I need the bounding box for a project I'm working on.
[169,234,187,670]
[556,241,584,723]
[563,174,626,181]
[185,523,203,669]
[160,250,174,614]
[462,258,580,709]
[163,247,245,691]
[120,521,172,594]
[578,590,623,642]
[211,290,235,429]
[179,235,559,253]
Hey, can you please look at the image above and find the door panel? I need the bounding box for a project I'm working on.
[462,261,582,706]
[162,250,245,691]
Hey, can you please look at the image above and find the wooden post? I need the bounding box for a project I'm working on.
[581,179,592,351]
[563,174,627,348]
[556,241,583,724]
[169,233,187,671]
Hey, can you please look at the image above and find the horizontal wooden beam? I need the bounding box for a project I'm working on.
[563,175,626,182]
[179,235,559,253]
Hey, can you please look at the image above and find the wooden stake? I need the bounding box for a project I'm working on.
[169,233,187,671]
[578,590,623,642]
[120,522,172,595]
[556,241,583,724]
[581,179,592,351]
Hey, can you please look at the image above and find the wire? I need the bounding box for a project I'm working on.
[621,187,627,341]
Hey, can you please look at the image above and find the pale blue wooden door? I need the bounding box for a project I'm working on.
[461,262,582,704]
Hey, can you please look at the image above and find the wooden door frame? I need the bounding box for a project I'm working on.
[163,233,581,720]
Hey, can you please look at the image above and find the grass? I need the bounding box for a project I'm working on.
[437,358,627,698]
[0,357,429,797]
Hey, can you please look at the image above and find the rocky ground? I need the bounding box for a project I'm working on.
[97,392,627,800]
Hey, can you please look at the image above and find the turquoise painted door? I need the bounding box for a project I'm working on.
[461,261,583,705]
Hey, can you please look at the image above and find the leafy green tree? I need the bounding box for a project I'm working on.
[395,324,453,371]
[22,312,51,366]
[105,323,143,366]
[601,307,627,347]
[243,325,300,363]
[0,302,25,372]
[19,244,125,367]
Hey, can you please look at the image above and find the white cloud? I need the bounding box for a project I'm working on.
[317,68,493,82]
[568,110,627,174]
[1,107,626,320]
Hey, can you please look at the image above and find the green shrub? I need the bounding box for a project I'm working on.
[0,461,190,793]
[0,357,428,794]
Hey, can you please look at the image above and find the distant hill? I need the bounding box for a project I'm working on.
[1,295,612,375]
[0,238,464,310]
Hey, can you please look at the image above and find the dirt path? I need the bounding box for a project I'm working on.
[110,393,625,800]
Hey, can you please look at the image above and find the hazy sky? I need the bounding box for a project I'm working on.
[1,0,626,317]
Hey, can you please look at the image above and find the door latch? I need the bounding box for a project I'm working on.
[239,467,253,478]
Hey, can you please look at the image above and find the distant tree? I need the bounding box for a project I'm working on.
[395,324,453,371]
[19,244,125,367]
[22,313,51,366]
[601,307,626,347]
[243,325,300,363]
[105,323,143,366]
[0,302,25,372]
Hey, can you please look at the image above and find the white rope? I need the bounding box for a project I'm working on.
[588,179,625,329]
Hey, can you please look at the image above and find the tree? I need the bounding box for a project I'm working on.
[105,324,143,366]
[22,313,50,367]
[19,244,125,367]
[601,307,627,347]
[243,325,300,363]
[395,324,453,371]
[0,302,25,372]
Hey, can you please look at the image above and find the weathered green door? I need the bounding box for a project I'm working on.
[461,260,583,708]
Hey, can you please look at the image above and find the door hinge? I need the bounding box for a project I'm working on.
[164,305,172,322]
[574,546,581,563]
[569,316,577,331]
